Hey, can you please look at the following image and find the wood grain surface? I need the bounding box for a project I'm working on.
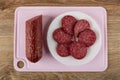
[0,0,120,80]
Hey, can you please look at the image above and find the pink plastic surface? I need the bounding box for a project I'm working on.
[14,7,107,72]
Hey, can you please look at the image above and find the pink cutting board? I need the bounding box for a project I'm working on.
[14,7,107,72]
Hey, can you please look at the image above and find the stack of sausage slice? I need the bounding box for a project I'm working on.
[53,15,96,59]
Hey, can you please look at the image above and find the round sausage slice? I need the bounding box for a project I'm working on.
[53,28,72,44]
[62,15,77,35]
[74,19,90,37]
[69,42,87,59]
[56,44,70,57]
[78,29,96,47]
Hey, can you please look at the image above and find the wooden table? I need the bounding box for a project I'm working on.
[0,0,120,80]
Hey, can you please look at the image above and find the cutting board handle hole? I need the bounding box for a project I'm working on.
[17,61,24,68]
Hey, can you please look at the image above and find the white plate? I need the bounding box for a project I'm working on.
[47,11,102,66]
